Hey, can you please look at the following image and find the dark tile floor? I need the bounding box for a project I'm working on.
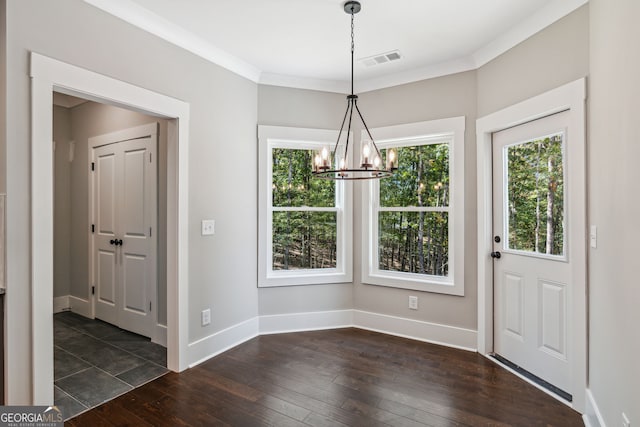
[54,311,168,420]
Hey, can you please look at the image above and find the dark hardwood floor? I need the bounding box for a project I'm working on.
[66,328,583,426]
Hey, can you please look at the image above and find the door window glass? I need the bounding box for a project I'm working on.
[505,133,564,256]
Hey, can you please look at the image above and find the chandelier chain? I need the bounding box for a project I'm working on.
[350,11,355,95]
[351,12,354,55]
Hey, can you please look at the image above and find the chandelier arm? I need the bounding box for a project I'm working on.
[333,98,351,154]
[354,102,383,159]
[343,99,355,161]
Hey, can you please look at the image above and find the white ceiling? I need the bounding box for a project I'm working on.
[84,0,588,93]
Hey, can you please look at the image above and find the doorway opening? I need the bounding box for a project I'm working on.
[30,53,190,406]
[475,78,586,412]
[52,96,170,418]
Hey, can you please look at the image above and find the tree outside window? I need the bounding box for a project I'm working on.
[361,117,465,295]
[258,126,352,287]
[378,143,450,276]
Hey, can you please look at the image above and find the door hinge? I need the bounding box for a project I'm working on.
[91,162,95,171]
[149,152,152,163]
[149,301,152,311]
[149,227,152,237]
[91,224,95,233]
[91,286,95,295]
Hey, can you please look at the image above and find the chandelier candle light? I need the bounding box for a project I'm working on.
[313,1,398,180]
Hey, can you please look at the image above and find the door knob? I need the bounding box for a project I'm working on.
[110,239,117,245]
[490,251,501,259]
[116,239,123,246]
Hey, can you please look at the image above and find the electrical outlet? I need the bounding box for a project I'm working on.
[622,412,630,427]
[408,296,418,310]
[201,219,215,236]
[201,308,211,326]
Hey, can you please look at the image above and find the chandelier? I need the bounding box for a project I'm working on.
[313,1,397,180]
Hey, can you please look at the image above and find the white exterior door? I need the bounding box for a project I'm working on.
[492,111,572,395]
[92,124,157,339]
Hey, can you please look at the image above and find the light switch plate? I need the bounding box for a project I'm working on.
[201,309,211,326]
[202,219,215,236]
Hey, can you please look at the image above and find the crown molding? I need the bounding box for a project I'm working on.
[84,0,588,93]
[259,73,349,94]
[260,56,477,94]
[83,0,261,83]
[472,0,589,68]
[355,57,477,93]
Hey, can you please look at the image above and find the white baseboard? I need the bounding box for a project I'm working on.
[53,296,70,313]
[583,389,605,427]
[69,295,92,318]
[188,317,259,368]
[256,309,476,351]
[353,310,477,351]
[153,324,167,347]
[259,310,353,335]
[186,310,477,372]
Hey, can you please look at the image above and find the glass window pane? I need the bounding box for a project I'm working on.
[380,143,449,208]
[272,148,335,207]
[272,211,337,270]
[505,134,564,255]
[378,211,448,276]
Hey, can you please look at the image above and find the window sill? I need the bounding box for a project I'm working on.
[362,272,464,296]
[259,270,352,288]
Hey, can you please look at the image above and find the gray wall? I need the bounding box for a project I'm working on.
[4,0,258,402]
[477,5,589,117]
[257,85,354,314]
[53,106,72,298]
[354,72,478,329]
[588,0,640,425]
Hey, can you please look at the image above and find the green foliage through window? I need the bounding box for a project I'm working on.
[379,211,448,275]
[506,134,564,255]
[271,148,338,270]
[380,144,449,207]
[272,212,337,270]
[272,148,334,207]
[377,143,450,277]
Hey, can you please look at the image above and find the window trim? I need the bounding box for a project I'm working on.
[258,125,353,287]
[361,117,465,295]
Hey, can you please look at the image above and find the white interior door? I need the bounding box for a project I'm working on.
[92,125,157,339]
[94,145,119,326]
[492,111,572,395]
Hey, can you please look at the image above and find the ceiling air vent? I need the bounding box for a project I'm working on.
[360,50,402,67]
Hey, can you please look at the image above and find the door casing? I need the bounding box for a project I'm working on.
[30,52,190,405]
[475,78,587,411]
